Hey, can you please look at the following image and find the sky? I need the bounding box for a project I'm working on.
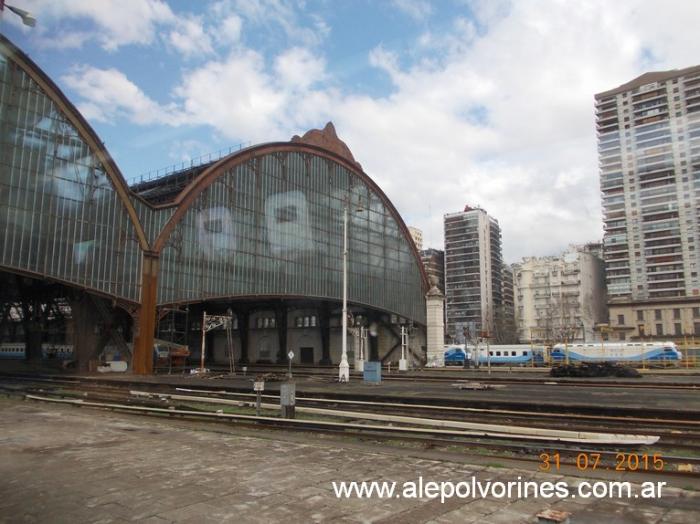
[2,0,700,264]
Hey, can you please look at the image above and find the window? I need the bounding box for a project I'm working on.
[618,332,626,341]
[257,316,275,329]
[694,307,700,318]
[695,322,700,336]
[655,309,662,320]
[674,323,682,336]
[674,309,681,320]
[656,323,663,336]
[496,351,501,356]
[511,351,516,356]
[636,310,644,321]
[617,314,625,325]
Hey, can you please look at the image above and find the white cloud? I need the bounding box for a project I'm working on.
[61,66,180,125]
[231,0,329,47]
[390,0,433,21]
[172,50,288,142]
[25,0,176,51]
[325,0,700,262]
[168,16,214,58]
[274,47,326,90]
[216,15,244,46]
[43,0,700,263]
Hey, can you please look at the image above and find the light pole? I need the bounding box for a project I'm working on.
[0,2,37,27]
[339,198,363,382]
[340,205,350,382]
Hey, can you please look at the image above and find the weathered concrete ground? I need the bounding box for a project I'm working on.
[0,399,699,523]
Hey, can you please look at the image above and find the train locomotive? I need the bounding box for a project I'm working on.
[550,341,682,364]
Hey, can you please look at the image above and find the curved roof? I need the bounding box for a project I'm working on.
[151,139,429,293]
[0,34,150,252]
[1,34,428,309]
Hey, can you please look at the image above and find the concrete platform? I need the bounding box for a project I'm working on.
[2,398,700,523]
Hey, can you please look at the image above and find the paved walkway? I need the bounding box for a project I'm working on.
[1,399,699,523]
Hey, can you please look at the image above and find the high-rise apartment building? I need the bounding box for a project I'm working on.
[444,205,503,342]
[513,244,607,343]
[596,66,700,340]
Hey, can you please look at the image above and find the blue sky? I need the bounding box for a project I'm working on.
[2,0,700,262]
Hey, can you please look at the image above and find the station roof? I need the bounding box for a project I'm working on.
[129,162,214,206]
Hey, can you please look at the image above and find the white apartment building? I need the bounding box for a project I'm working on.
[444,205,503,342]
[596,65,700,340]
[408,226,423,251]
[513,245,607,343]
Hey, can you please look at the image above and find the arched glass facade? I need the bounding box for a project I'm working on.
[157,151,426,323]
[0,41,143,302]
[0,34,427,338]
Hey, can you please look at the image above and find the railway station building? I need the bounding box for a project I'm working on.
[0,35,429,373]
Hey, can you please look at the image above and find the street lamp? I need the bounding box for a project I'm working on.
[0,2,37,27]
[339,197,364,383]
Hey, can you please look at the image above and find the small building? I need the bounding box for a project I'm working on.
[513,244,607,343]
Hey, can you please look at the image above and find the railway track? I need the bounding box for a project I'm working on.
[206,365,700,390]
[2,373,700,480]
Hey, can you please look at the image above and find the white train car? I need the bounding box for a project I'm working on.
[550,341,682,364]
[0,342,26,359]
[443,344,545,366]
[0,343,74,360]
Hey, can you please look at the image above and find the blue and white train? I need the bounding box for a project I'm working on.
[0,343,74,360]
[550,341,682,364]
[444,344,545,366]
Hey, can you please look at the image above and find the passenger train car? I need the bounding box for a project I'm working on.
[444,344,545,366]
[550,341,682,364]
[0,343,74,360]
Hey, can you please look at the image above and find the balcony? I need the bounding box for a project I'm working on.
[687,95,700,110]
[634,113,668,126]
[596,109,618,121]
[642,211,679,223]
[633,100,668,115]
[632,88,666,102]
[649,289,686,298]
[597,120,620,134]
[595,97,616,110]
[637,164,675,178]
[598,142,621,154]
[605,246,629,256]
[647,274,685,284]
[604,223,627,233]
[644,238,681,249]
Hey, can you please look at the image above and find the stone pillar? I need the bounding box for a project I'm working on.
[237,309,250,364]
[319,305,331,364]
[275,303,288,364]
[367,315,379,361]
[426,284,445,367]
